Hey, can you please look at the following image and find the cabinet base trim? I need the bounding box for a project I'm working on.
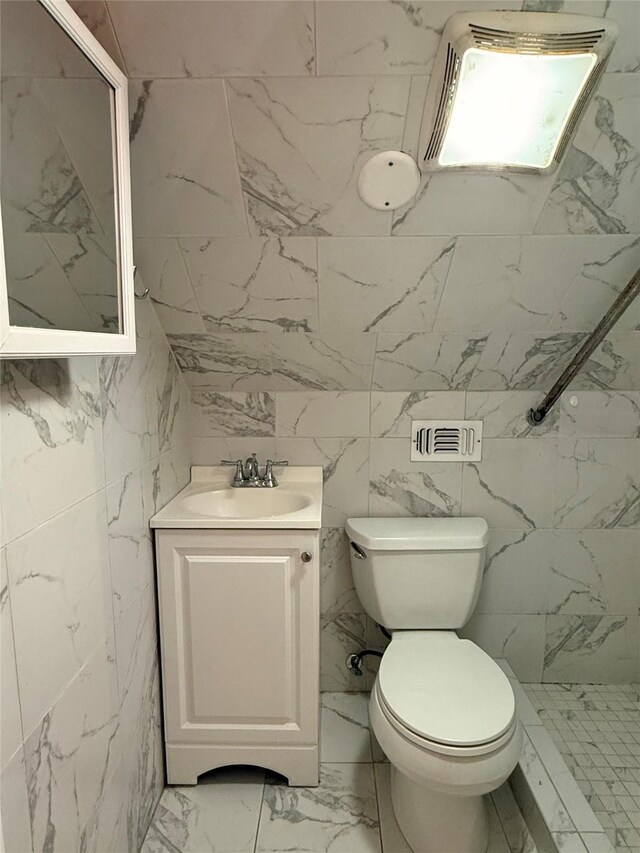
[166,742,319,787]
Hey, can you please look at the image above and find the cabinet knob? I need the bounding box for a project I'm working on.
[301,551,313,563]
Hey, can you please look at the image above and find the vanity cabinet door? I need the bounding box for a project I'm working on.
[155,528,319,748]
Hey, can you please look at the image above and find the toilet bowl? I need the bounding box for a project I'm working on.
[369,632,522,853]
[345,517,523,853]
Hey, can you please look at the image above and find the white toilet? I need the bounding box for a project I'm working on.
[345,517,522,853]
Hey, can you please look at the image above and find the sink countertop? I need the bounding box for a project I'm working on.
[150,465,323,529]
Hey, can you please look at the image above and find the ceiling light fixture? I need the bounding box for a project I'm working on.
[418,11,618,174]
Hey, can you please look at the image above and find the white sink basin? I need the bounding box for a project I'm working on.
[150,465,323,530]
[182,487,312,519]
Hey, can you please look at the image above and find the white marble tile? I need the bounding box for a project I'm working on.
[393,171,556,237]
[141,767,265,853]
[535,74,640,235]
[373,764,413,853]
[370,390,465,437]
[526,727,602,832]
[320,693,371,763]
[369,437,462,518]
[462,439,557,529]
[90,760,129,853]
[108,1,315,77]
[140,445,191,528]
[134,238,205,334]
[579,832,616,853]
[114,586,165,851]
[558,391,640,437]
[553,439,640,529]
[276,392,370,438]
[603,0,640,73]
[549,236,640,332]
[256,762,381,852]
[492,780,539,853]
[1,549,22,771]
[552,833,589,853]
[474,529,553,615]
[434,237,586,333]
[465,391,559,438]
[543,615,638,682]
[1,358,104,545]
[0,748,33,853]
[373,333,488,391]
[460,614,546,683]
[6,493,112,737]
[318,237,455,332]
[107,470,153,622]
[486,797,513,853]
[191,391,275,438]
[315,0,520,76]
[275,437,369,526]
[168,333,273,391]
[549,529,640,616]
[152,343,190,460]
[271,333,376,391]
[129,79,247,238]
[320,614,367,693]
[321,527,362,615]
[100,308,170,483]
[181,237,318,333]
[469,333,585,391]
[226,76,410,237]
[518,730,576,832]
[24,643,120,853]
[190,437,278,468]
[159,443,192,503]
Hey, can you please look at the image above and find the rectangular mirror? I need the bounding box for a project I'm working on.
[0,0,136,357]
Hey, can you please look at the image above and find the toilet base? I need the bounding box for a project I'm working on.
[390,765,489,853]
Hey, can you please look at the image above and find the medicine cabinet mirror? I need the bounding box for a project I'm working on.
[0,0,135,358]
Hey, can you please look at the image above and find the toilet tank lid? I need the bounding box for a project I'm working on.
[345,517,488,551]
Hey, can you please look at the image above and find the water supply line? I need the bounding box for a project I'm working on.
[346,650,383,677]
[527,265,640,426]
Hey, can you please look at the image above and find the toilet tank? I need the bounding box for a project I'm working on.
[345,517,489,630]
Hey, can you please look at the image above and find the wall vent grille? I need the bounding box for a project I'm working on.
[411,420,483,462]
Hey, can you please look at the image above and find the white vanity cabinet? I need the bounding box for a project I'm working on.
[155,527,320,786]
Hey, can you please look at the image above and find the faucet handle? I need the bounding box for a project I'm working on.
[220,459,245,486]
[263,459,288,487]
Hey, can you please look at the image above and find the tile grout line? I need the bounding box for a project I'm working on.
[252,772,267,853]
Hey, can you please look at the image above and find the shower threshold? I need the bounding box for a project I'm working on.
[498,661,622,853]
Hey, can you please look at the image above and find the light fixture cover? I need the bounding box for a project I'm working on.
[418,11,618,174]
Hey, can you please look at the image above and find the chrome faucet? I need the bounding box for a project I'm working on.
[221,453,288,487]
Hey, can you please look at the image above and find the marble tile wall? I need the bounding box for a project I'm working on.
[80,0,639,690]
[0,298,192,853]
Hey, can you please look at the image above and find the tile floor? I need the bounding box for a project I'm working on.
[141,692,537,852]
[525,683,640,853]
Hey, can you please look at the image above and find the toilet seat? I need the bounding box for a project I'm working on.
[377,631,516,750]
